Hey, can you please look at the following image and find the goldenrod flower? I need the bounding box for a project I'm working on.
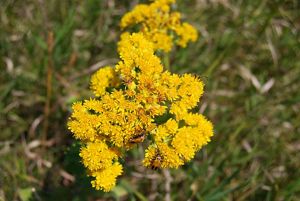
[143,143,184,169]
[80,141,118,172]
[117,32,163,81]
[91,162,123,192]
[175,22,198,47]
[90,66,119,97]
[68,31,213,191]
[68,101,101,141]
[120,0,198,52]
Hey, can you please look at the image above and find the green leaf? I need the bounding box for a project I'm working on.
[18,188,32,201]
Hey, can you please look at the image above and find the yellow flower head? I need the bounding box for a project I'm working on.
[91,162,123,192]
[175,22,198,47]
[117,32,163,81]
[80,141,118,172]
[182,113,214,150]
[143,143,184,169]
[120,0,198,52]
[73,91,154,148]
[90,66,120,97]
[68,101,102,141]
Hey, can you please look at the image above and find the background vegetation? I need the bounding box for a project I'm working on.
[1,0,299,200]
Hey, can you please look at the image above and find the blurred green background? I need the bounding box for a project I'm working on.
[1,0,299,200]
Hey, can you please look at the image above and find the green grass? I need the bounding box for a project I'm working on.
[1,0,300,200]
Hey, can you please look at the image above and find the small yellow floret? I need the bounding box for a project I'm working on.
[80,142,118,172]
[143,143,184,169]
[90,66,119,97]
[91,163,123,192]
[68,102,101,141]
[173,22,198,48]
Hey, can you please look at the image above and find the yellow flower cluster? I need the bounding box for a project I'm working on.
[80,142,123,191]
[90,67,119,97]
[68,0,213,192]
[120,0,198,52]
